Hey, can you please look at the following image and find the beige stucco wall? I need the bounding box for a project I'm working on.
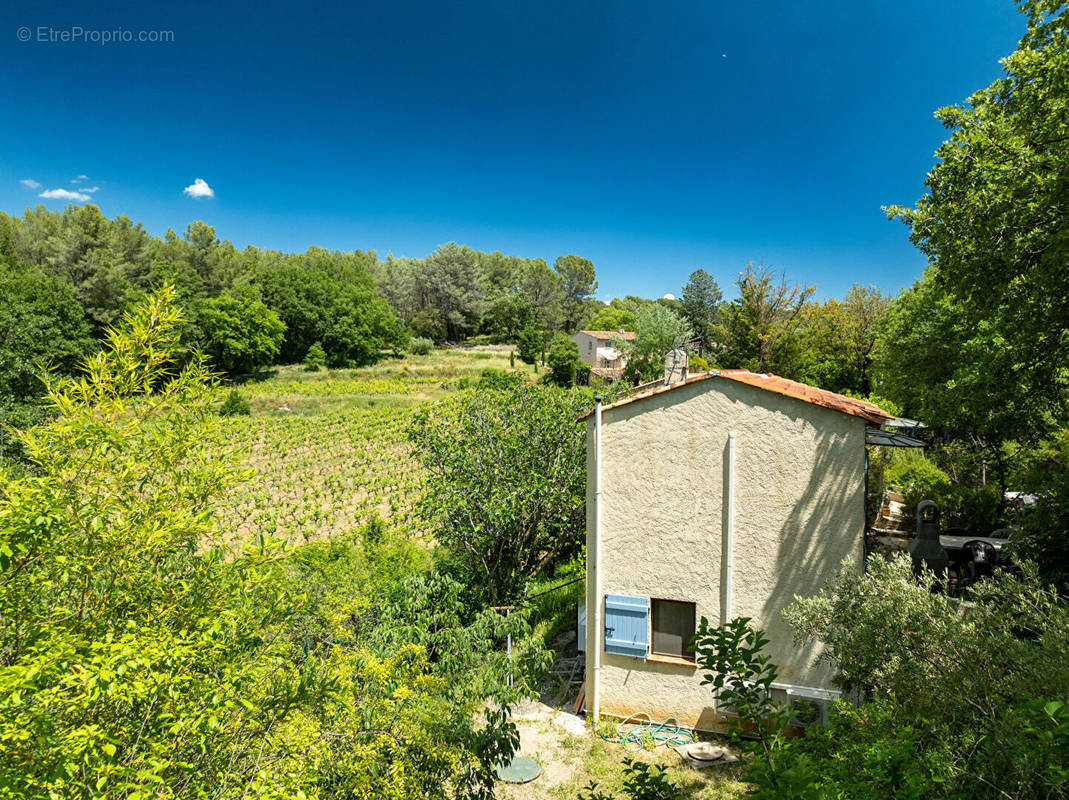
[572,332,601,367]
[584,376,866,730]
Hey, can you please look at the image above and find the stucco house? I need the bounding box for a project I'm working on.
[571,330,635,378]
[580,368,891,731]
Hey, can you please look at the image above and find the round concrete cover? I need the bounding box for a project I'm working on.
[676,741,738,769]
[495,756,542,783]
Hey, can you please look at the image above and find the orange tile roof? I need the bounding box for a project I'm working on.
[578,369,892,425]
[578,330,636,341]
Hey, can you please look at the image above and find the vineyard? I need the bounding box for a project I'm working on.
[211,349,529,544]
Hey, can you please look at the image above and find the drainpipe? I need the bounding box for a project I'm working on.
[592,395,603,726]
[721,432,736,625]
[863,448,869,573]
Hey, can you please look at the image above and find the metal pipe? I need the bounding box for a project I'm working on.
[592,395,603,726]
[506,606,512,688]
[863,448,869,572]
[721,432,736,624]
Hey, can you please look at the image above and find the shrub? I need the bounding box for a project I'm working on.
[546,333,582,387]
[219,388,251,416]
[0,290,309,797]
[579,758,681,800]
[409,336,434,355]
[304,340,326,370]
[884,450,952,520]
[744,699,952,800]
[884,449,1002,531]
[1016,429,1069,590]
[689,354,710,372]
[516,327,544,364]
[783,555,1069,798]
[477,368,523,390]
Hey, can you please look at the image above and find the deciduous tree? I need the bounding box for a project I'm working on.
[720,264,815,375]
[884,0,1069,443]
[614,303,694,382]
[408,385,588,604]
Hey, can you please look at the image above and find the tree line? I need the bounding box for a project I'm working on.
[0,203,891,433]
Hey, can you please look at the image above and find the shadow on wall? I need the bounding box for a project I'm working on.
[755,418,862,687]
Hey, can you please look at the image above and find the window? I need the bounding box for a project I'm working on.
[651,599,696,661]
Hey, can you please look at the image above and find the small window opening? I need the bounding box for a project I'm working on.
[651,599,696,661]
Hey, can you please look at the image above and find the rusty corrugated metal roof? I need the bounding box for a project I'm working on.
[578,369,892,425]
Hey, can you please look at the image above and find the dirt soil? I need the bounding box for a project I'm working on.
[496,698,746,800]
[499,699,589,794]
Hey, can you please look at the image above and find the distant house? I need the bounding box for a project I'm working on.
[580,367,891,731]
[571,330,635,379]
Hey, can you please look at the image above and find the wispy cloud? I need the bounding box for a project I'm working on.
[72,174,89,182]
[40,188,92,202]
[83,186,100,193]
[19,179,41,190]
[183,178,214,199]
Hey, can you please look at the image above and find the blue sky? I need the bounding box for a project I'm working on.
[0,0,1024,301]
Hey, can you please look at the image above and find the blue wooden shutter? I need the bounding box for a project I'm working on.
[604,594,649,657]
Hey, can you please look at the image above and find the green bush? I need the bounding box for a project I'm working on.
[546,333,582,387]
[219,388,251,416]
[516,327,544,365]
[885,450,952,519]
[689,354,710,372]
[686,557,1069,799]
[745,699,951,800]
[477,368,524,390]
[782,555,1069,799]
[304,340,326,370]
[1015,429,1069,590]
[579,758,681,800]
[884,449,1003,532]
[409,336,434,355]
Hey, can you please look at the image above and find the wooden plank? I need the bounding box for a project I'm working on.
[572,687,586,715]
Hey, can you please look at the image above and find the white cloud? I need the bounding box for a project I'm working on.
[662,293,676,301]
[183,178,214,199]
[83,186,100,193]
[74,174,88,181]
[40,188,92,202]
[19,179,41,190]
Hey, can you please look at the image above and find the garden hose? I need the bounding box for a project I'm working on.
[598,712,697,752]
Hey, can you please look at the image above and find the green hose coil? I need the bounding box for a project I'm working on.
[599,713,697,752]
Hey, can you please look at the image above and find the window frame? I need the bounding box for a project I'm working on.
[649,597,697,662]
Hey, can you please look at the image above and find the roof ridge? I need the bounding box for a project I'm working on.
[577,369,892,424]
